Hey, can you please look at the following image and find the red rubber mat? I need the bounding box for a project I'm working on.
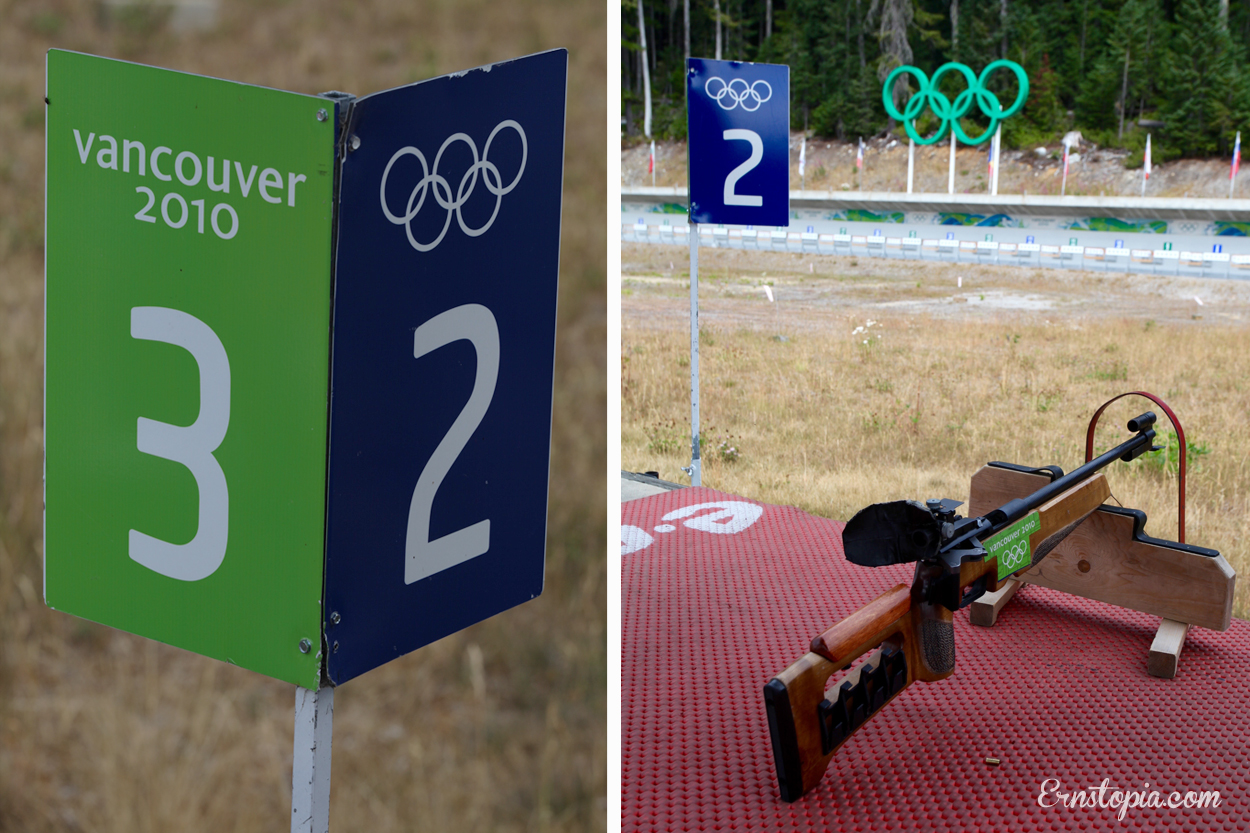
[622,487,1250,832]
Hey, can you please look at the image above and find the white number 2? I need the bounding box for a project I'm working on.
[405,304,499,585]
[722,129,763,207]
[129,307,231,582]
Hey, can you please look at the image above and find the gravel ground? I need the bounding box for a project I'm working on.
[621,242,1250,332]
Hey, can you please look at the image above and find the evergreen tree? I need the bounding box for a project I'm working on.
[1076,0,1148,131]
[617,0,1250,156]
[1160,0,1244,156]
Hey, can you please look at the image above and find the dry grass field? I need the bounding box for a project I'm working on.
[622,242,1250,618]
[0,1,605,831]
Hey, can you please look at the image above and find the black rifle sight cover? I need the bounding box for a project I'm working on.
[843,500,942,568]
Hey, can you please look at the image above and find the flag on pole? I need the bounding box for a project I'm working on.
[987,131,995,181]
[1061,141,1070,196]
[799,136,806,181]
[856,138,863,170]
[649,140,655,175]
[1142,133,1151,196]
[1231,131,1241,198]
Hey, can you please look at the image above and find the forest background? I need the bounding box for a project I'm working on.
[622,0,1250,164]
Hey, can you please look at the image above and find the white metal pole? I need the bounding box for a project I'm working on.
[991,126,1001,195]
[688,223,701,487]
[948,132,956,195]
[907,138,914,193]
[292,685,334,833]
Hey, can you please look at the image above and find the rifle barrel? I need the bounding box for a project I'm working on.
[939,412,1155,555]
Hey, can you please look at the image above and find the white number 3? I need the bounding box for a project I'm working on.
[129,307,231,582]
[405,304,499,584]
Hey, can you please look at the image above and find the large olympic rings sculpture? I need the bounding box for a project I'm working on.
[882,59,1029,146]
[380,119,527,253]
[705,76,773,112]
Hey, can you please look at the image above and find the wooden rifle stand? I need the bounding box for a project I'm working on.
[966,463,1236,679]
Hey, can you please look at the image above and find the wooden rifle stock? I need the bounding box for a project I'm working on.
[764,473,1111,802]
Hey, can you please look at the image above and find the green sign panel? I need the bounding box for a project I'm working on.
[45,50,336,687]
[984,511,1041,580]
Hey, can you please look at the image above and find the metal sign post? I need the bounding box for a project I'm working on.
[991,126,1002,194]
[688,222,701,486]
[685,57,789,486]
[949,132,956,194]
[291,686,334,833]
[907,138,915,193]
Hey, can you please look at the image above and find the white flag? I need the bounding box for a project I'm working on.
[799,137,806,179]
[1144,134,1152,180]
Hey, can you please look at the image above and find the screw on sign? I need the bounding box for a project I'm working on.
[44,48,566,833]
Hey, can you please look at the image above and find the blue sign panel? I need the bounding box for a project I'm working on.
[687,58,789,227]
[324,50,565,685]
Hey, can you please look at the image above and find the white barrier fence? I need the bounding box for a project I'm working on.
[623,223,1248,279]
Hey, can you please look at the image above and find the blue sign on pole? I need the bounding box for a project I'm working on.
[323,50,566,685]
[687,58,789,226]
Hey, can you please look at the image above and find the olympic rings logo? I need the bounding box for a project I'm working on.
[882,60,1029,146]
[380,120,527,253]
[704,76,773,112]
[1002,541,1029,564]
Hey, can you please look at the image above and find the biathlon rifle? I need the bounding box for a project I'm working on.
[763,412,1160,802]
